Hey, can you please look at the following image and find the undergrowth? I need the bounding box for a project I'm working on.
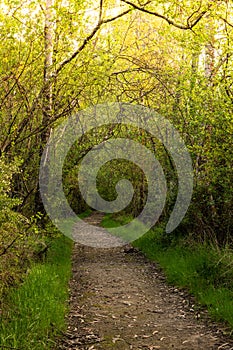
[0,233,73,349]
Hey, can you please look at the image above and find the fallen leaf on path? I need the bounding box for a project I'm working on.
[142,334,153,338]
[112,335,124,343]
[218,344,229,349]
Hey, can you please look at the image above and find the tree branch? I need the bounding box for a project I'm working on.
[121,0,208,30]
[0,236,19,257]
[220,16,233,29]
[8,5,130,137]
[54,9,131,77]
[99,0,103,23]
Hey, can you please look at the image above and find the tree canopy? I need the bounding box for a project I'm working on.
[0,0,232,254]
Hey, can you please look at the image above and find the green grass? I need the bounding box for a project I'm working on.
[78,208,93,219]
[101,213,148,241]
[101,213,133,228]
[102,213,233,332]
[133,227,233,331]
[0,234,73,349]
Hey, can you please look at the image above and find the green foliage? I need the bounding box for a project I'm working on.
[0,234,73,350]
[0,0,232,245]
[0,0,232,339]
[133,226,233,330]
[0,157,30,295]
[0,156,22,210]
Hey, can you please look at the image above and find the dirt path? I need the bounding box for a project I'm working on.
[56,213,233,350]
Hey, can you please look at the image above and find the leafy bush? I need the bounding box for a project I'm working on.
[0,157,42,298]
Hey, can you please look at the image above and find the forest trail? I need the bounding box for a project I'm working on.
[56,213,233,350]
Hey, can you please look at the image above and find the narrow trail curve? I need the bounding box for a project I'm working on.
[56,213,233,350]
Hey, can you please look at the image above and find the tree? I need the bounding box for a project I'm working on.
[0,0,232,244]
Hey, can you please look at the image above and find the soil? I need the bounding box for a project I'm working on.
[55,212,233,350]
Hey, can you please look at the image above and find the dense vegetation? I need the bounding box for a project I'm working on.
[0,0,232,345]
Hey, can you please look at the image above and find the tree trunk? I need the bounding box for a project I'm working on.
[35,0,55,214]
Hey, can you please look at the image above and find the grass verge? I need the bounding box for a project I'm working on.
[0,234,73,349]
[101,213,133,228]
[133,228,233,331]
[100,213,146,241]
[102,213,233,332]
[78,208,93,219]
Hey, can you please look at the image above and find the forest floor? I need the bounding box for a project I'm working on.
[56,212,233,350]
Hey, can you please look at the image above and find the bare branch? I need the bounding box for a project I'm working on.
[220,16,233,29]
[186,1,202,26]
[0,237,19,257]
[0,44,32,105]
[121,0,208,30]
[98,0,103,23]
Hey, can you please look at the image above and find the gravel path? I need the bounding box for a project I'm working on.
[56,212,233,350]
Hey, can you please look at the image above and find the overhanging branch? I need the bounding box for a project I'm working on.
[54,8,131,77]
[121,0,208,30]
